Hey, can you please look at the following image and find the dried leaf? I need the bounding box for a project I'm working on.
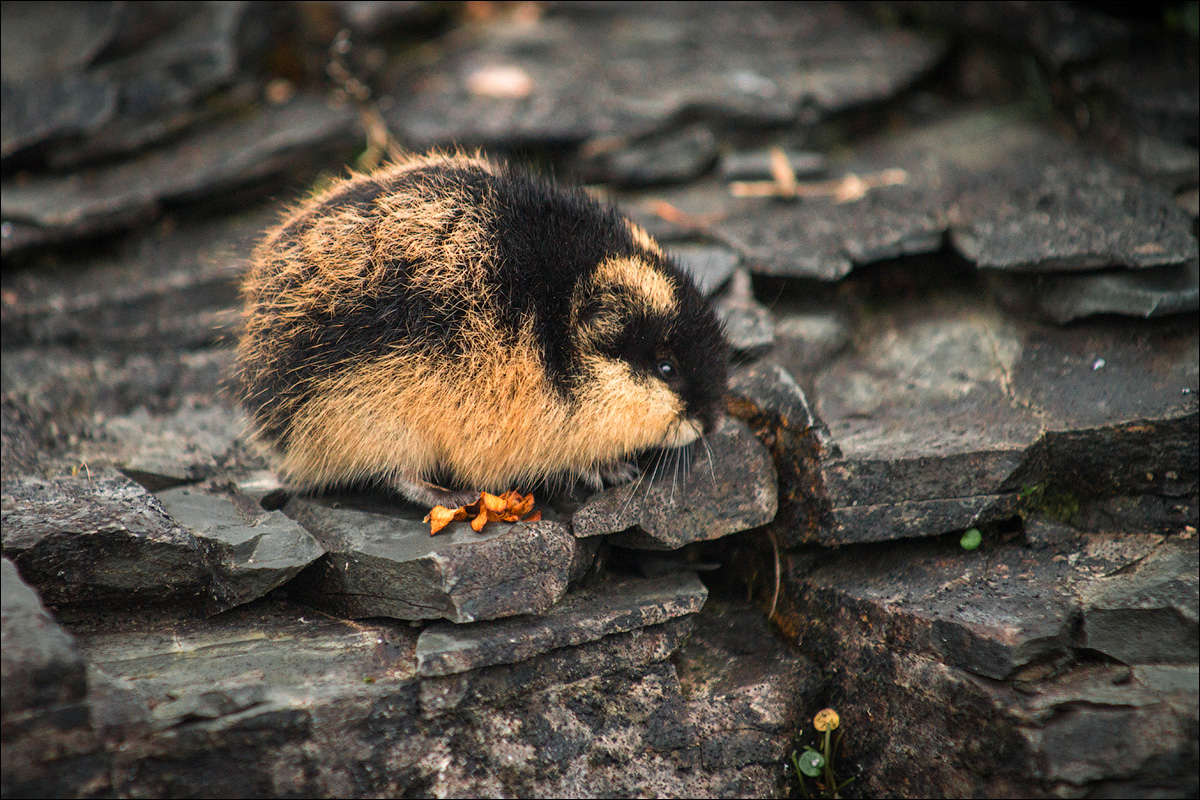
[425,506,458,536]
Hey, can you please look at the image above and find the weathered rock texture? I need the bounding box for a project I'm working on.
[283,493,577,623]
[775,525,1199,798]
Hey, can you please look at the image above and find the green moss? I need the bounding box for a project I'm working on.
[1018,484,1079,524]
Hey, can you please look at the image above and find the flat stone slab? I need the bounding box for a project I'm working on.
[781,293,1198,545]
[988,259,1200,324]
[1,205,273,350]
[0,469,207,610]
[776,526,1199,797]
[1,559,87,716]
[79,403,246,492]
[388,2,943,148]
[714,110,1198,281]
[571,417,777,549]
[156,484,325,614]
[39,597,811,798]
[415,572,707,677]
[1,93,357,256]
[283,494,576,623]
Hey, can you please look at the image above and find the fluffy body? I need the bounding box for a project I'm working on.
[237,152,728,506]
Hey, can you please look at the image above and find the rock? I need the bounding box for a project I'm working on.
[771,308,853,382]
[987,260,1200,324]
[0,559,87,715]
[725,359,828,540]
[415,571,707,677]
[1078,536,1198,665]
[283,494,576,623]
[388,2,944,148]
[1,559,104,799]
[82,403,245,492]
[667,243,741,295]
[2,3,284,170]
[0,469,208,610]
[1,93,358,257]
[712,270,775,357]
[580,124,719,187]
[715,110,1198,281]
[571,417,777,549]
[913,0,1128,69]
[156,483,325,614]
[797,295,1198,545]
[775,529,1199,797]
[1,205,273,350]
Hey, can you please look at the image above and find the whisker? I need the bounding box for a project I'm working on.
[700,434,717,489]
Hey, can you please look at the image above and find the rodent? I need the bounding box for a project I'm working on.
[236,151,729,508]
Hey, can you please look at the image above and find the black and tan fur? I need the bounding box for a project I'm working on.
[237,151,728,507]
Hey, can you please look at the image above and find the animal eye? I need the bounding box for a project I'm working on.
[656,359,677,380]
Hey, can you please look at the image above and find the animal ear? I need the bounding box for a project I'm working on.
[572,284,624,345]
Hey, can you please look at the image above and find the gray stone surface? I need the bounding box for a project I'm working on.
[388,2,944,148]
[415,572,707,677]
[1,559,104,799]
[1,559,86,715]
[798,295,1198,544]
[776,527,1200,797]
[1,93,358,256]
[284,494,576,623]
[1,469,207,610]
[667,243,741,296]
[1,2,280,169]
[580,123,720,188]
[78,403,245,492]
[571,417,777,549]
[712,270,775,357]
[715,111,1198,281]
[988,259,1200,324]
[1,206,272,350]
[156,484,325,614]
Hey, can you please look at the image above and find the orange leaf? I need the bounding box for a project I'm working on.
[426,506,457,536]
[525,510,542,522]
[471,506,489,532]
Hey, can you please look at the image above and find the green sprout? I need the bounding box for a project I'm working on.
[960,528,982,550]
[791,708,855,799]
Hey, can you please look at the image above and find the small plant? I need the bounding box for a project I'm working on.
[960,527,982,550]
[791,708,854,799]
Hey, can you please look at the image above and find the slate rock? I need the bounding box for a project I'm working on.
[0,559,87,716]
[82,403,245,492]
[0,559,105,799]
[580,124,719,188]
[1,93,358,257]
[776,528,1200,796]
[1078,536,1199,665]
[0,469,207,610]
[674,606,819,773]
[156,484,325,614]
[418,617,696,719]
[715,111,1198,281]
[3,3,283,170]
[389,2,944,148]
[415,571,707,677]
[725,359,829,539]
[667,242,741,296]
[988,259,1200,324]
[711,269,775,357]
[284,494,576,622]
[799,296,1198,544]
[571,417,777,549]
[771,308,853,381]
[1,205,273,350]
[32,593,807,797]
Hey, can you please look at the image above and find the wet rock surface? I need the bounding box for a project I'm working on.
[2,2,1197,798]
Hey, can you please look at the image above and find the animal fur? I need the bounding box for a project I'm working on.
[237,151,728,506]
